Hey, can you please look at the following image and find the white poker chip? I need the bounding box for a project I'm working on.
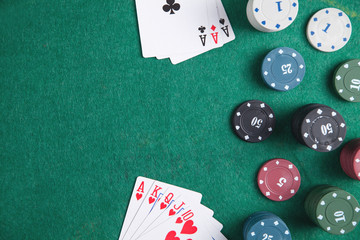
[246,0,299,32]
[246,0,268,32]
[307,8,352,52]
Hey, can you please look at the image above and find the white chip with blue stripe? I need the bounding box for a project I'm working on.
[247,0,299,32]
[307,8,352,52]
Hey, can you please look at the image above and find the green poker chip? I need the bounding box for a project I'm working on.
[334,59,360,102]
[305,185,360,235]
[305,186,340,223]
[316,190,360,235]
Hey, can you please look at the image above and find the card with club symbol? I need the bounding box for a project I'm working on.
[135,0,235,64]
[118,177,227,240]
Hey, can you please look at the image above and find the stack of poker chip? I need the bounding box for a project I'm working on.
[257,159,301,201]
[291,104,347,152]
[231,100,276,143]
[340,138,360,181]
[334,59,360,102]
[261,47,306,91]
[243,211,292,240]
[304,185,360,235]
[246,0,299,32]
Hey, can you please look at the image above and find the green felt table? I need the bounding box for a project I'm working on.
[1,0,360,239]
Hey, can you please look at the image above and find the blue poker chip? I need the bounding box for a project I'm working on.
[243,211,292,240]
[261,47,306,91]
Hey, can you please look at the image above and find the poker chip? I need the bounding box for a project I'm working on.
[246,0,299,32]
[246,0,266,32]
[340,138,360,181]
[305,185,360,235]
[334,59,360,102]
[291,104,325,145]
[257,159,301,201]
[243,211,292,240]
[291,104,347,152]
[306,8,352,52]
[232,100,276,143]
[261,47,306,91]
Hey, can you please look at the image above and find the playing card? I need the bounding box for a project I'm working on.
[121,179,168,240]
[119,177,155,240]
[206,217,227,240]
[169,0,235,64]
[136,193,197,237]
[130,185,202,240]
[216,0,235,44]
[138,204,227,240]
[136,204,219,240]
[135,0,215,57]
[119,177,227,240]
[188,205,227,240]
[121,178,202,240]
[155,0,223,60]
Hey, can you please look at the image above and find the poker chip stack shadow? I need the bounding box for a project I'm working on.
[304,185,360,235]
[243,211,292,240]
[135,0,235,64]
[340,138,360,180]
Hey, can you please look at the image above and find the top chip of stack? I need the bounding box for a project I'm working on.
[306,8,352,52]
[291,104,346,152]
[232,100,276,143]
[261,47,306,91]
[334,59,360,102]
[304,185,360,235]
[257,158,301,201]
[340,138,360,181]
[246,0,299,32]
[243,211,292,240]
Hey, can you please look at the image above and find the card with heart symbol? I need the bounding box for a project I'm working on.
[130,185,203,240]
[118,177,227,240]
[136,204,226,240]
[135,0,235,64]
[121,179,202,240]
[119,177,155,240]
[136,198,222,239]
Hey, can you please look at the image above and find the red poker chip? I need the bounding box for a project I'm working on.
[342,139,360,180]
[341,142,354,178]
[340,139,360,181]
[353,149,360,180]
[257,158,301,201]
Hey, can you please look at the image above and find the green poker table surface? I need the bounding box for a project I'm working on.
[1,0,359,239]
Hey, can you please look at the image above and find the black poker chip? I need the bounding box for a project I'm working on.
[291,104,347,152]
[291,104,325,145]
[232,100,276,143]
